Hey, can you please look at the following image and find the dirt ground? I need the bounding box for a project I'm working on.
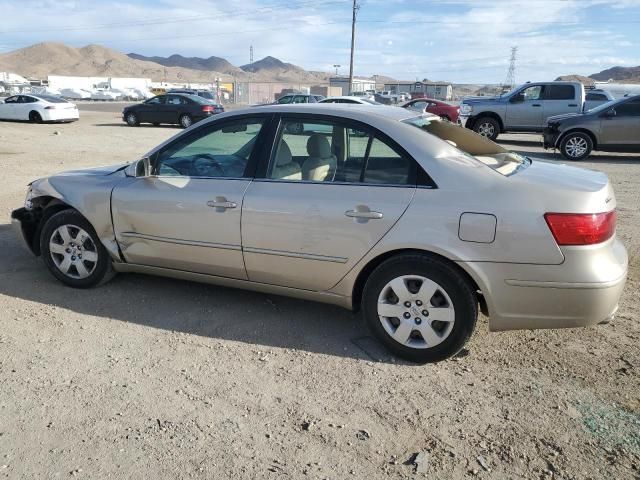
[0,108,638,480]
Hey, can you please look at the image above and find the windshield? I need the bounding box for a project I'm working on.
[402,116,530,176]
[586,98,618,114]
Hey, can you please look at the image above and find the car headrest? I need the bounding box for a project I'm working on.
[275,140,293,166]
[307,134,332,159]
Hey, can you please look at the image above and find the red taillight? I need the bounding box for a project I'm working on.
[544,211,616,246]
[202,105,214,112]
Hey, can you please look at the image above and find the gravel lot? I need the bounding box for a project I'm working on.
[0,110,638,480]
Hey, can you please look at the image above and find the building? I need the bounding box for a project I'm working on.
[383,81,454,101]
[329,77,376,96]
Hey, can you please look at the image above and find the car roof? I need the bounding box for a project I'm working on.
[322,96,367,101]
[228,103,436,122]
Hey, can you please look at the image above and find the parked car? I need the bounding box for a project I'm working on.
[12,104,627,363]
[319,96,382,105]
[584,89,615,111]
[168,89,217,102]
[402,98,461,123]
[275,94,324,104]
[460,81,585,140]
[543,95,640,160]
[122,93,224,128]
[0,94,79,123]
[351,91,375,100]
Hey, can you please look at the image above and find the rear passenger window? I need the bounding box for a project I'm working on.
[545,85,575,100]
[267,118,415,186]
[586,93,607,101]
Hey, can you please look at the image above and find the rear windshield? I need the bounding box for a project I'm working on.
[403,116,530,176]
[37,95,68,103]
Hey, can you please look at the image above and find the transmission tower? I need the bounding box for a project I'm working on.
[503,46,517,90]
[250,45,254,63]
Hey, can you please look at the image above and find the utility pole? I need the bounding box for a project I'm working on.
[504,46,517,91]
[250,45,254,64]
[348,0,360,95]
[333,64,341,76]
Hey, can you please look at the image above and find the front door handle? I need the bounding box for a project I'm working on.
[207,196,237,210]
[532,104,541,107]
[568,103,578,107]
[345,205,383,221]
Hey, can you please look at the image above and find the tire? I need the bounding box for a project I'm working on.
[125,112,139,127]
[473,116,500,140]
[152,122,160,126]
[362,254,477,363]
[439,114,451,121]
[39,209,115,288]
[29,111,42,123]
[179,114,193,128]
[559,132,593,160]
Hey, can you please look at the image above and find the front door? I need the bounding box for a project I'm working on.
[242,116,416,291]
[1,96,18,119]
[137,95,165,123]
[112,115,270,278]
[599,97,640,149]
[505,84,545,129]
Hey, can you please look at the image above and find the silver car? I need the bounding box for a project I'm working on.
[11,104,627,363]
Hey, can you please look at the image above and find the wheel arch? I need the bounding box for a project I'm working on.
[557,128,598,149]
[29,197,74,255]
[351,248,487,316]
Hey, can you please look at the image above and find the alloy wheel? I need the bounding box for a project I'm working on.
[181,115,193,128]
[377,275,455,349]
[564,136,588,158]
[476,122,495,137]
[49,224,99,279]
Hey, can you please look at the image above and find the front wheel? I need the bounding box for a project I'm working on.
[125,112,139,126]
[560,132,593,160]
[179,114,193,128]
[362,255,477,363]
[40,210,114,288]
[473,116,500,140]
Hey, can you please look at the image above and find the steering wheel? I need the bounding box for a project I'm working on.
[192,154,225,177]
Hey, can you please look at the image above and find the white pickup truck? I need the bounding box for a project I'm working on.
[460,81,586,140]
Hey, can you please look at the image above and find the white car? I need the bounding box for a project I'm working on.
[60,88,92,100]
[319,96,383,105]
[0,94,79,123]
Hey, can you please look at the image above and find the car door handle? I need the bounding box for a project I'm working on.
[568,103,578,107]
[532,104,541,107]
[345,206,383,220]
[207,197,237,209]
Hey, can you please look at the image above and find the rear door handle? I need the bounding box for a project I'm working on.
[207,196,237,210]
[345,205,383,220]
[532,104,541,107]
[568,103,578,107]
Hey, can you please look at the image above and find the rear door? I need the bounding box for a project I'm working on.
[165,94,187,123]
[241,115,417,291]
[543,84,580,121]
[505,84,545,129]
[600,97,640,148]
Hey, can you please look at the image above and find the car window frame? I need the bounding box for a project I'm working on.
[148,113,276,180]
[4,96,18,104]
[254,112,436,188]
[544,84,575,101]
[145,95,166,105]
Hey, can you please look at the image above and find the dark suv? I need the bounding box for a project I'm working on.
[543,95,640,160]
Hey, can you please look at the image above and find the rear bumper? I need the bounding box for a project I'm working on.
[461,238,628,331]
[42,108,79,122]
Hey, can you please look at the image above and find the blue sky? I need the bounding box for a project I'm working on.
[1,0,639,83]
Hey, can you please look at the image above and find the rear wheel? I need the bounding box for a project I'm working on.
[179,114,193,128]
[125,112,139,126]
[560,132,593,160]
[29,111,42,123]
[362,254,477,363]
[473,116,500,140]
[152,122,160,126]
[40,210,114,288]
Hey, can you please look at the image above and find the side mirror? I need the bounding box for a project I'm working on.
[603,109,616,118]
[125,157,152,177]
[510,93,525,103]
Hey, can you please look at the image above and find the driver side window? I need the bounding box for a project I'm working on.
[154,118,266,178]
[522,85,543,101]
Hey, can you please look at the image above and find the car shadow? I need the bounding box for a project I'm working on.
[0,223,404,364]
[498,140,640,164]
